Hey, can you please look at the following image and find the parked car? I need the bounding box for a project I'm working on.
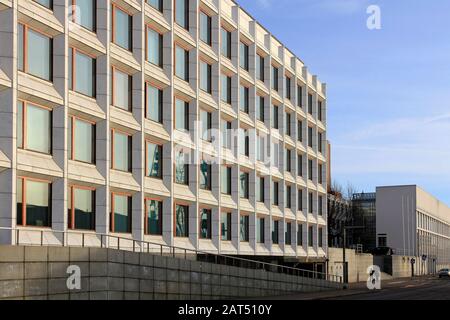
[438,268,450,278]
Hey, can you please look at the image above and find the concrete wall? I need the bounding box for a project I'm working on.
[327,248,374,283]
[0,246,342,300]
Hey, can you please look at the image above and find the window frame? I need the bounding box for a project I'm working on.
[70,0,97,32]
[240,214,250,242]
[145,81,163,123]
[111,3,133,51]
[199,60,212,94]
[111,129,132,172]
[174,96,190,131]
[174,44,189,82]
[199,156,212,191]
[111,65,133,112]
[110,192,132,234]
[221,212,232,241]
[221,165,232,195]
[239,41,249,71]
[174,203,189,238]
[174,150,189,185]
[144,198,163,236]
[146,0,163,12]
[68,185,96,231]
[221,27,232,59]
[199,208,212,239]
[239,171,249,199]
[34,0,53,10]
[199,10,212,46]
[69,115,96,164]
[145,140,163,179]
[174,0,189,30]
[145,24,163,67]
[69,47,96,97]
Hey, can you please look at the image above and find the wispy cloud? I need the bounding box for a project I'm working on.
[255,0,271,9]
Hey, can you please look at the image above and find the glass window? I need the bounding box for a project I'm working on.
[272,142,279,168]
[146,142,162,178]
[146,83,162,123]
[285,222,292,245]
[221,120,231,150]
[199,158,211,190]
[68,187,95,230]
[318,132,323,153]
[308,126,313,148]
[319,228,323,247]
[112,131,131,172]
[318,100,323,121]
[286,185,292,208]
[256,96,264,122]
[308,225,313,247]
[239,128,249,157]
[69,48,96,97]
[285,112,291,136]
[285,76,291,99]
[146,200,162,235]
[17,101,51,154]
[272,66,279,91]
[318,195,323,216]
[308,159,313,181]
[297,85,303,107]
[175,204,189,237]
[175,46,189,81]
[298,120,303,142]
[221,212,231,241]
[199,11,211,45]
[308,192,313,214]
[200,209,212,239]
[111,67,132,111]
[297,224,303,246]
[239,172,249,199]
[308,93,313,114]
[272,181,279,206]
[286,149,291,172]
[175,0,188,29]
[200,110,211,141]
[239,42,249,71]
[298,189,303,210]
[146,27,162,66]
[318,163,323,184]
[221,28,231,59]
[240,215,249,242]
[147,0,162,12]
[256,176,264,203]
[200,61,211,93]
[239,85,249,113]
[272,220,279,244]
[221,166,231,195]
[298,154,303,177]
[272,105,278,129]
[69,117,95,163]
[257,217,265,243]
[111,194,131,233]
[175,151,189,185]
[70,0,96,31]
[34,0,52,9]
[18,24,52,81]
[221,74,231,104]
[175,98,189,131]
[112,5,132,50]
[256,55,264,81]
[17,178,51,227]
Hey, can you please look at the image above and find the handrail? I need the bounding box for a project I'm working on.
[0,227,343,284]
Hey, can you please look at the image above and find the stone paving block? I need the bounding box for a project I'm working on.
[0,246,24,262]
[89,248,108,262]
[89,291,108,300]
[139,253,154,266]
[153,293,166,300]
[154,267,166,281]
[153,255,167,268]
[167,281,179,294]
[107,262,124,277]
[24,262,47,279]
[48,247,69,262]
[166,257,179,270]
[124,292,139,300]
[124,264,140,278]
[69,292,89,300]
[24,247,48,262]
[191,283,201,295]
[69,247,90,262]
[48,262,69,278]
[179,270,190,282]
[90,262,108,277]
[191,271,200,283]
[108,291,124,300]
[48,278,70,295]
[167,269,178,282]
[140,292,154,300]
[0,262,23,280]
[154,280,166,294]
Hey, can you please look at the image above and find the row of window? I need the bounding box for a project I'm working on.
[17,176,324,247]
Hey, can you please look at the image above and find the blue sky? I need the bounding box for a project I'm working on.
[237,0,450,205]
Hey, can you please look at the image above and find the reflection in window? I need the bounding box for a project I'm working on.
[146,199,162,235]
[17,177,51,227]
[221,74,231,104]
[175,204,189,237]
[257,217,264,243]
[146,27,162,66]
[221,212,231,241]
[17,101,52,154]
[200,209,211,239]
[240,172,249,199]
[240,215,249,242]
[199,158,211,190]
[221,120,231,150]
[147,0,162,12]
[112,130,131,172]
[111,67,132,111]
[239,42,249,71]
[221,28,231,59]
[199,11,211,45]
[34,0,52,9]
[175,0,188,29]
[272,220,279,244]
[69,48,96,97]
[175,46,189,81]
[200,61,211,93]
[18,24,52,81]
[146,142,162,178]
[69,116,95,163]
[175,151,188,185]
[200,109,211,141]
[112,5,132,50]
[111,193,131,233]
[175,98,189,131]
[221,166,231,195]
[68,186,95,230]
[70,0,96,31]
[239,85,249,113]
[146,83,162,123]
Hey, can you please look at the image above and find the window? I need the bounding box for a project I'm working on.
[200,109,212,141]
[318,132,323,153]
[239,128,249,157]
[318,195,323,216]
[272,66,279,91]
[272,220,279,244]
[221,166,231,195]
[146,26,163,66]
[378,236,387,247]
[111,67,132,111]
[318,163,323,184]
[256,55,264,81]
[221,28,231,59]
[285,112,291,136]
[308,93,313,114]
[221,74,232,104]
[297,85,302,107]
[318,100,323,121]
[111,4,132,51]
[68,186,95,230]
[17,101,52,154]
[145,199,162,235]
[199,209,212,239]
[240,171,249,199]
[111,130,132,172]
[256,96,264,122]
[221,120,232,149]
[239,85,249,113]
[199,157,212,190]
[286,185,292,209]
[221,212,232,241]
[200,61,212,93]
[175,98,189,131]
[175,204,189,237]
[147,0,162,12]
[146,142,162,178]
[145,83,163,123]
[257,134,265,162]
[308,192,313,214]
[199,11,211,45]
[285,149,291,172]
[18,24,52,81]
[297,154,303,177]
[69,48,96,97]
[256,176,265,203]
[272,105,279,129]
[308,159,313,181]
[318,228,323,247]
[272,142,279,168]
[257,217,265,243]
[17,177,51,227]
[69,116,95,163]
[239,42,249,71]
[285,222,292,245]
[240,215,249,242]
[285,76,291,99]
[308,126,313,148]
[175,150,189,185]
[297,224,303,246]
[297,120,303,142]
[175,45,189,81]
[272,181,279,206]
[110,193,131,233]
[298,189,303,210]
[70,0,96,32]
[34,0,52,9]
[308,225,313,247]
[175,0,189,30]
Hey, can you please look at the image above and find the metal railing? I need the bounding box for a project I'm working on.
[0,227,343,284]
